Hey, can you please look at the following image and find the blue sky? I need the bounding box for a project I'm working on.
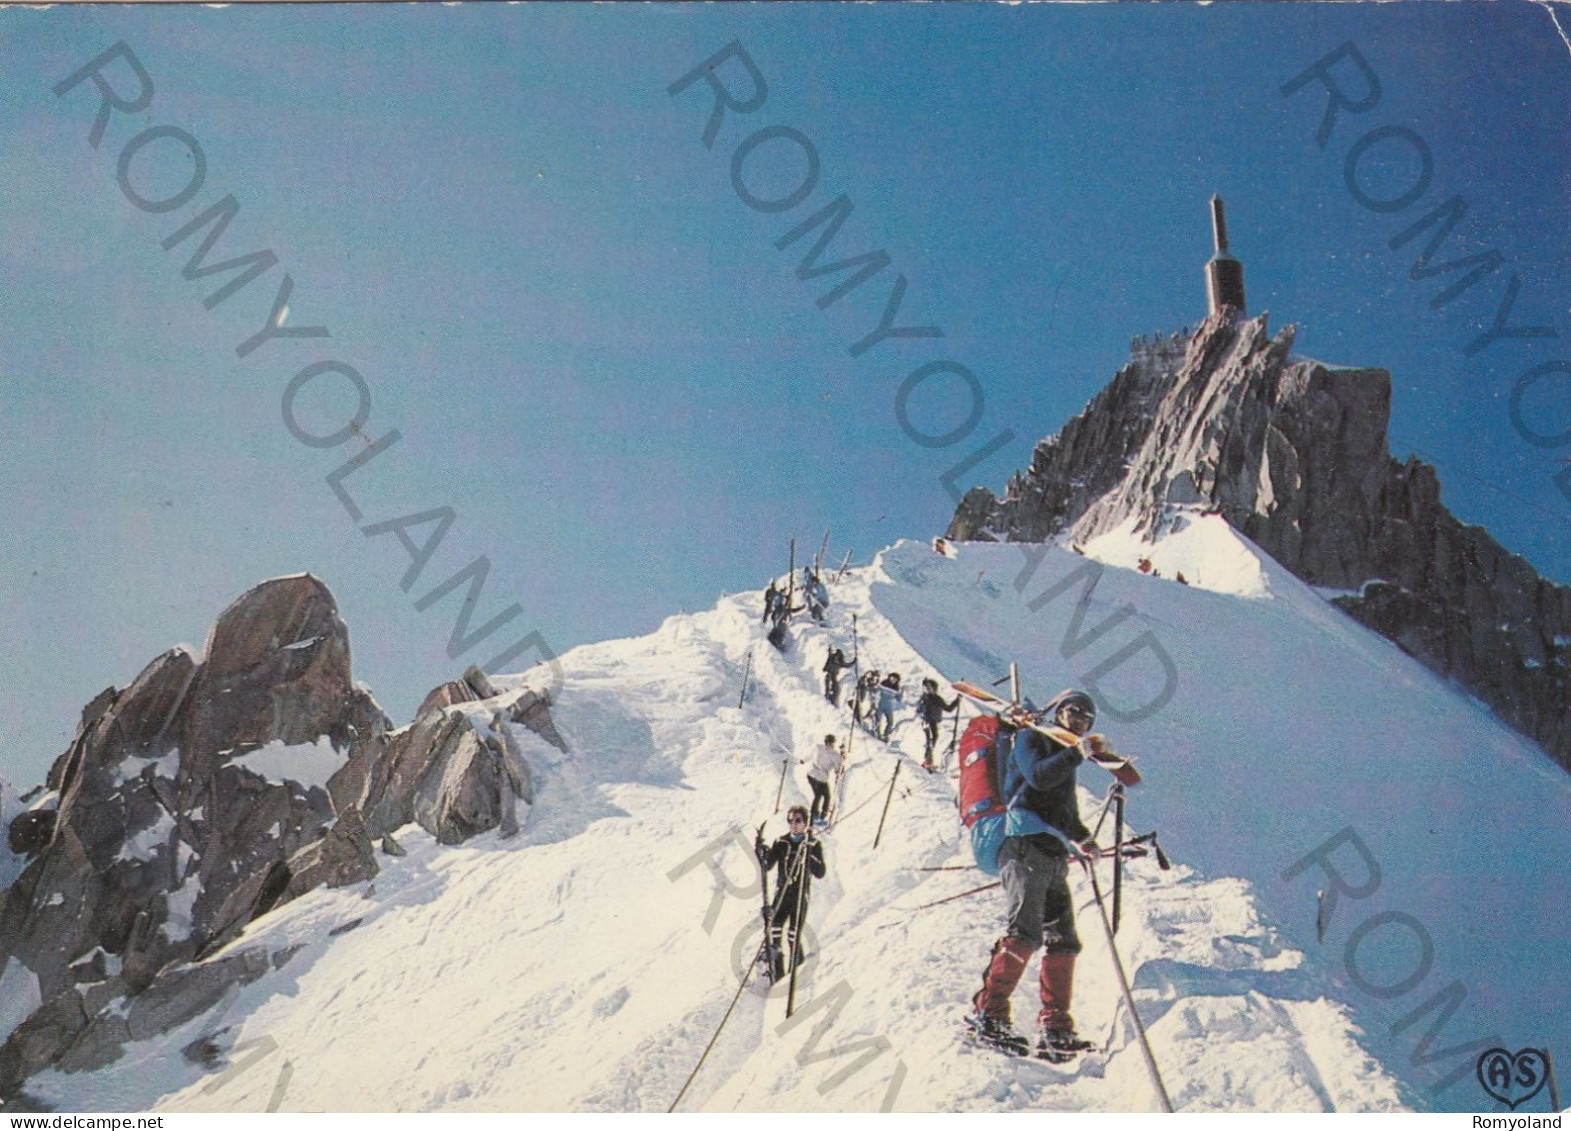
[3,3,1569,785]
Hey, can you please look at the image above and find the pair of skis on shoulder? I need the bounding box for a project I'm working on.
[949,679,1141,787]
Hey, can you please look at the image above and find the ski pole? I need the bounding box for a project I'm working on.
[1089,781,1120,843]
[910,880,999,912]
[787,539,796,615]
[1080,854,1175,1113]
[830,717,854,828]
[785,832,816,1019]
[786,883,808,1019]
[1150,833,1171,870]
[829,779,885,827]
[945,705,962,766]
[1101,828,1169,869]
[1113,788,1125,934]
[872,760,902,851]
[756,824,779,982]
[1544,1047,1561,1113]
[773,756,789,815]
[738,650,752,710]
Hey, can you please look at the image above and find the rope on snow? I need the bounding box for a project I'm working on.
[1079,852,1175,1113]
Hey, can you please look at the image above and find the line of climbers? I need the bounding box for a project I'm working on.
[845,669,959,772]
[763,567,831,642]
[747,556,1127,1068]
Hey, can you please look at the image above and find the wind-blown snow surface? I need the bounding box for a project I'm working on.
[24,540,1568,1112]
[1079,512,1271,600]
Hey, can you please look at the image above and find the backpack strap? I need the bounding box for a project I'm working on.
[996,727,1032,813]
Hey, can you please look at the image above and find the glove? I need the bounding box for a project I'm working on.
[1077,734,1111,760]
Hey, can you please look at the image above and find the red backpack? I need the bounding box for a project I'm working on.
[958,715,1014,874]
[958,715,1006,829]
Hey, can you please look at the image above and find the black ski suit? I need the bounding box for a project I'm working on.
[852,672,877,724]
[823,649,851,705]
[767,601,800,650]
[917,689,959,764]
[758,832,826,978]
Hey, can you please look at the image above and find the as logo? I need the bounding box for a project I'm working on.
[1476,1048,1549,1111]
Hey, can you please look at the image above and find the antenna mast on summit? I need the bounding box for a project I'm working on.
[1205,195,1246,317]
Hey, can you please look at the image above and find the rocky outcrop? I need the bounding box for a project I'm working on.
[951,329,1187,546]
[6,812,52,859]
[0,578,385,1016]
[949,310,1571,771]
[0,944,286,1097]
[283,806,378,898]
[0,575,564,1100]
[182,575,384,786]
[328,687,552,846]
[0,783,24,894]
[413,664,500,719]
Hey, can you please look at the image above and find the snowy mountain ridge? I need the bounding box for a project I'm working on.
[950,310,1571,772]
[8,535,1566,1112]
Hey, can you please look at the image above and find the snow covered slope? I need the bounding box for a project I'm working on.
[874,536,1571,1108]
[1079,511,1272,599]
[21,538,1568,1113]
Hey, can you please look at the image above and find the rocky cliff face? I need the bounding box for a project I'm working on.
[949,310,1571,770]
[0,576,564,1100]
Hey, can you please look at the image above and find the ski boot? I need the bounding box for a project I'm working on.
[964,1013,1029,1057]
[1034,1025,1093,1063]
[756,946,781,984]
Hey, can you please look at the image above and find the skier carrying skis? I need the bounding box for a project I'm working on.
[822,647,851,706]
[853,668,880,728]
[968,688,1103,1061]
[762,580,781,624]
[766,592,802,651]
[755,806,826,980]
[803,568,829,625]
[803,733,843,827]
[917,678,960,771]
[873,671,903,742]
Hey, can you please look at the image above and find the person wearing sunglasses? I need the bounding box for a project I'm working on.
[968,688,1105,1061]
[754,806,827,982]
